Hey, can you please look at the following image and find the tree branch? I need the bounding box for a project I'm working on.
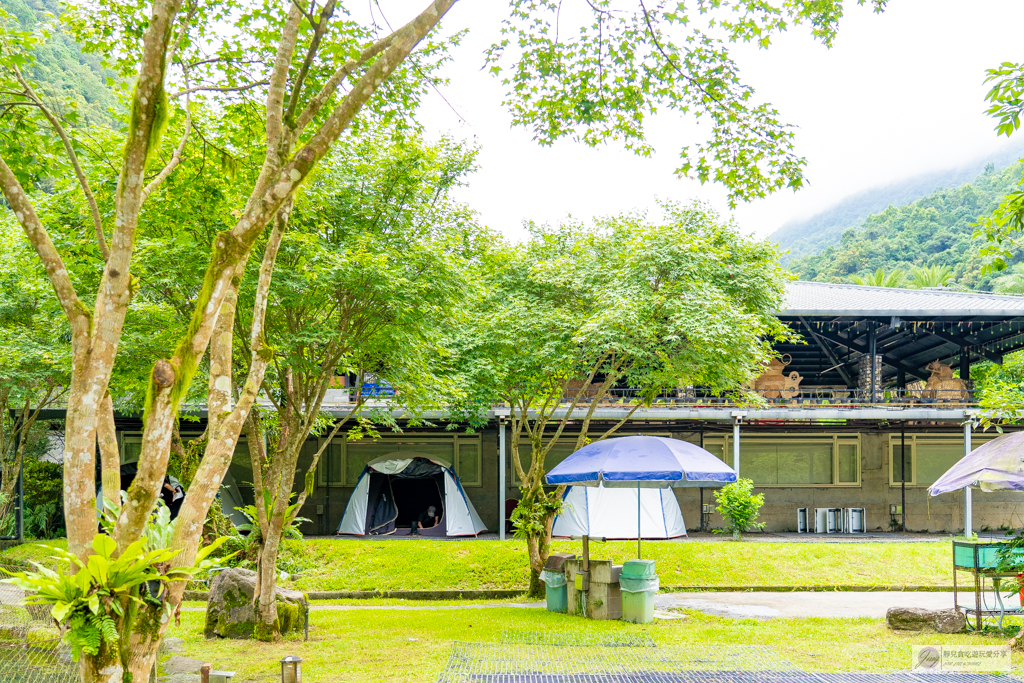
[266,3,305,150]
[12,67,108,260]
[283,0,337,127]
[142,97,191,201]
[293,31,396,134]
[169,81,268,98]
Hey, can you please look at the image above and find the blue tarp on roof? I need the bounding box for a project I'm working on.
[545,435,737,488]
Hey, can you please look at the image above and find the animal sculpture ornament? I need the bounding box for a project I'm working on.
[923,360,968,400]
[750,355,803,399]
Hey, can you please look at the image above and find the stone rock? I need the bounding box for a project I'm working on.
[160,637,184,654]
[162,655,205,674]
[886,607,966,634]
[164,675,201,683]
[204,567,307,639]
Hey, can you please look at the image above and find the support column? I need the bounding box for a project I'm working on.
[731,414,744,478]
[964,421,973,537]
[499,418,507,541]
[868,325,877,403]
[900,422,906,533]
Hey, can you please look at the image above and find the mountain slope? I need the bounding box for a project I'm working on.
[786,161,1024,290]
[771,143,1024,263]
[2,0,117,127]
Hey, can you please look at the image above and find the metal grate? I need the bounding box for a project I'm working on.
[436,641,1022,683]
[499,632,658,649]
[0,564,76,683]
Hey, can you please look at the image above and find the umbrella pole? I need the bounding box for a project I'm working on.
[637,481,641,560]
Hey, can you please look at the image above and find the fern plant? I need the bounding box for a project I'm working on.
[2,526,228,661]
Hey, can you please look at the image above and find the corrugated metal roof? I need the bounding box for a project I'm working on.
[782,281,1024,317]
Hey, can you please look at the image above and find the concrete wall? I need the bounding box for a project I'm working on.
[669,429,1024,534]
[200,421,1024,537]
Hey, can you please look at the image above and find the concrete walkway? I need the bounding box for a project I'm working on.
[657,590,1017,619]
[181,590,1012,620]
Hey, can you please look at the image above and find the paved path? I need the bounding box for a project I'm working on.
[181,590,1012,619]
[657,590,1017,619]
[180,602,544,612]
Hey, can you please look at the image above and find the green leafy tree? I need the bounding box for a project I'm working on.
[239,129,485,639]
[974,63,1024,271]
[909,264,954,289]
[452,202,791,596]
[992,263,1024,293]
[0,0,880,675]
[849,267,906,288]
[0,221,69,531]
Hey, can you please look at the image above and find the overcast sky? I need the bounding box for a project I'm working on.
[372,1,1024,242]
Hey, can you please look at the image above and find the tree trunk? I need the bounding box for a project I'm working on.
[121,605,168,683]
[78,640,123,683]
[522,499,558,599]
[526,535,545,598]
[253,529,283,641]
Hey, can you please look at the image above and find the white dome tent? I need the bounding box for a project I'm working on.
[337,452,486,537]
[551,483,687,539]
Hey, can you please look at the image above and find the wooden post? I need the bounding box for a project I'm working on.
[201,664,211,683]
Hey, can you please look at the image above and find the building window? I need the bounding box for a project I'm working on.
[318,435,483,487]
[121,435,142,465]
[118,432,203,466]
[888,434,994,487]
[703,434,861,487]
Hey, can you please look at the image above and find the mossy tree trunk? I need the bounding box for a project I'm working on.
[0,0,459,677]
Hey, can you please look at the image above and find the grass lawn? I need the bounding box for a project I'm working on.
[0,538,67,568]
[163,605,1023,682]
[2,538,954,590]
[278,538,954,591]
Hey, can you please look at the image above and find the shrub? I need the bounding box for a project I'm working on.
[713,478,765,540]
[23,459,64,538]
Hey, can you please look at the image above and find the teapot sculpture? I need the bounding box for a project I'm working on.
[750,355,803,399]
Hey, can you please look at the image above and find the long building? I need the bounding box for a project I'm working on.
[102,282,1024,537]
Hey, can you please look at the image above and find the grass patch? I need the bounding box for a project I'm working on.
[1,538,954,591]
[0,540,67,570]
[279,539,954,592]
[164,607,1022,682]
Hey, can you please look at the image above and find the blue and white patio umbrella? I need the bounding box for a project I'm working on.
[545,435,738,557]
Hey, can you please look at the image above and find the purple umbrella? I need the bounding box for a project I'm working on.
[545,435,737,488]
[546,435,737,558]
[928,431,1024,496]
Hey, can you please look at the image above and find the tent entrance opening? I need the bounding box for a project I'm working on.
[391,476,444,529]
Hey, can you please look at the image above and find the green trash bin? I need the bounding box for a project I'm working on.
[620,559,658,624]
[539,569,568,613]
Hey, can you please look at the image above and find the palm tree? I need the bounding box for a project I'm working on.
[909,264,954,289]
[849,267,907,288]
[992,263,1024,294]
